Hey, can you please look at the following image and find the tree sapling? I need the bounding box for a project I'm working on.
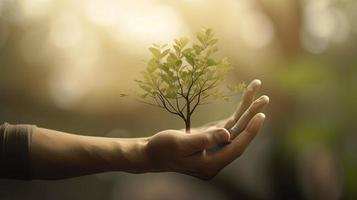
[134,28,243,133]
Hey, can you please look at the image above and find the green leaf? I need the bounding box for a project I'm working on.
[208,39,218,46]
[182,48,193,54]
[149,47,161,58]
[167,52,178,63]
[197,32,205,44]
[175,60,182,67]
[173,45,180,52]
[192,44,202,53]
[207,59,216,66]
[162,49,170,57]
[139,84,152,93]
[183,52,195,66]
[179,37,189,48]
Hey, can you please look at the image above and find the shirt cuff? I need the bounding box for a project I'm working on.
[0,122,36,180]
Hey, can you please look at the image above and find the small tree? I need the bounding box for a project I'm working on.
[134,28,243,133]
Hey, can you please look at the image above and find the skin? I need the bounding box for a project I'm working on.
[31,79,269,180]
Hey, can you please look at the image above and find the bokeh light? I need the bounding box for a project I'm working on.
[0,0,356,199]
[301,0,351,54]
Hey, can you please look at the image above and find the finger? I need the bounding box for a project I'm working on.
[225,79,261,128]
[229,95,269,138]
[210,113,266,165]
[180,128,230,154]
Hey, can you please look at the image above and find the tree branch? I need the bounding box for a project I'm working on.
[136,98,165,109]
[187,77,219,115]
[175,96,185,119]
[190,91,201,115]
[156,94,182,116]
[200,78,220,93]
[188,76,212,103]
[186,63,211,98]
[157,87,180,114]
[153,78,180,114]
[175,68,185,98]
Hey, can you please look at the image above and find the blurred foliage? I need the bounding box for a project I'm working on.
[0,0,357,199]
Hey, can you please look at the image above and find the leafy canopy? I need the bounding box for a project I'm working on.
[134,28,243,130]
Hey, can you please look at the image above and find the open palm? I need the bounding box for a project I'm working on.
[146,80,269,179]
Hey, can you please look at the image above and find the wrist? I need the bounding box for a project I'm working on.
[113,137,152,173]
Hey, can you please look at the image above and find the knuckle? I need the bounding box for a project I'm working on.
[217,127,227,133]
[216,128,229,140]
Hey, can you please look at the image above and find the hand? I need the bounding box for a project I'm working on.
[145,80,269,180]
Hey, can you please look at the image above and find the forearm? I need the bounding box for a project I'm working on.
[31,127,152,179]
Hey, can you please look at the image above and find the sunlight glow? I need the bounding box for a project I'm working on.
[49,59,99,109]
[85,0,123,26]
[85,0,187,49]
[20,0,54,19]
[50,69,86,109]
[302,0,350,54]
[304,1,335,39]
[238,10,274,48]
[221,0,275,49]
[118,5,185,45]
[48,33,101,109]
[49,13,83,49]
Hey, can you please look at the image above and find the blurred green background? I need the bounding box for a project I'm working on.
[0,0,356,199]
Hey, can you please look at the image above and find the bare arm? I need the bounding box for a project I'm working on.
[31,128,150,179]
[29,79,268,180]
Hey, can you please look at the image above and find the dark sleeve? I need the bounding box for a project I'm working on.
[0,122,35,180]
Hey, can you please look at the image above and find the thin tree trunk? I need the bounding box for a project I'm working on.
[185,116,191,133]
[185,97,191,133]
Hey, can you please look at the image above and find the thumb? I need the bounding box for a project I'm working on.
[181,128,230,153]
[209,113,266,165]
